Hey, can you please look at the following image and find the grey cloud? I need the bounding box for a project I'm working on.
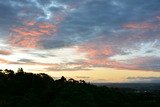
[18,59,34,63]
[36,0,52,6]
[42,0,160,49]
[127,76,160,80]
[127,76,160,83]
[46,66,91,71]
[137,57,160,71]
[119,57,160,71]
[0,3,19,35]
[75,76,90,79]
[1,0,159,49]
[43,0,160,72]
[0,0,44,37]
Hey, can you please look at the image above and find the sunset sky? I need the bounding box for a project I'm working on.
[0,0,160,83]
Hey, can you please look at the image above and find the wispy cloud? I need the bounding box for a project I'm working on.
[0,58,10,64]
[123,22,156,30]
[127,76,160,83]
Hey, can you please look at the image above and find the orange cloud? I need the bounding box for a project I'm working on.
[0,58,10,64]
[9,21,58,48]
[123,22,155,30]
[0,50,12,55]
[9,35,39,48]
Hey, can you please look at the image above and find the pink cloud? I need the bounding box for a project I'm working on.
[78,43,113,58]
[156,16,160,20]
[123,22,155,30]
[76,43,115,67]
[74,42,157,71]
[8,21,58,48]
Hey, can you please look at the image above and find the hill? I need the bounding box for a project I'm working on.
[0,68,160,107]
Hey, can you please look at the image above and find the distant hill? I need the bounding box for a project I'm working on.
[94,83,160,91]
[0,68,160,107]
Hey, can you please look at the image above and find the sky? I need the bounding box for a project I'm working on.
[0,0,160,83]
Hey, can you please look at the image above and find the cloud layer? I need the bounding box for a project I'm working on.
[0,0,160,72]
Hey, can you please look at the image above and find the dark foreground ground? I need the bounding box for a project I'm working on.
[0,69,160,107]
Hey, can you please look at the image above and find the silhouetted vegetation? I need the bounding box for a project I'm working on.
[0,68,160,107]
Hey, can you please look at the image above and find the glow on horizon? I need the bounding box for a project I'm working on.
[9,67,159,83]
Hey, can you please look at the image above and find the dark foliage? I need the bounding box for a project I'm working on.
[0,68,160,107]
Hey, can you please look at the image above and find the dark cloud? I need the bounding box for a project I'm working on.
[0,3,18,35]
[1,0,160,48]
[127,76,160,80]
[18,59,33,63]
[0,0,44,37]
[127,76,160,83]
[41,0,160,50]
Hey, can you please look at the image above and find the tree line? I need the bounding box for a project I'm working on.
[0,68,159,107]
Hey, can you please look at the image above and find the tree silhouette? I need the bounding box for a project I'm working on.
[17,68,24,73]
[0,69,159,107]
[58,76,66,83]
[68,78,79,83]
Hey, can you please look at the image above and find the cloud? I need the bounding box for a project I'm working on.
[15,60,58,67]
[1,0,160,50]
[3,0,83,49]
[156,16,160,20]
[0,0,160,72]
[127,76,160,83]
[42,0,160,50]
[8,21,57,48]
[127,76,160,80]
[0,50,12,55]
[109,56,160,71]
[123,22,156,30]
[75,42,115,68]
[18,59,33,63]
[0,58,10,64]
[72,39,160,71]
[133,57,160,71]
[75,76,90,79]
[45,64,91,71]
[0,57,58,67]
